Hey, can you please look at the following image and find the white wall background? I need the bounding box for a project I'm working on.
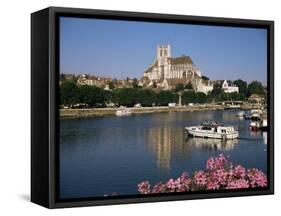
[0,0,279,214]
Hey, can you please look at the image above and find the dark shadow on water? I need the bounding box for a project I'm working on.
[19,194,30,202]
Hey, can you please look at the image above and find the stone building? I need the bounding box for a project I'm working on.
[140,44,202,89]
[195,79,239,94]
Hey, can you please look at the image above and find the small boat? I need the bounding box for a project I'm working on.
[116,108,132,116]
[236,111,245,118]
[225,104,241,110]
[185,121,239,140]
[250,109,263,115]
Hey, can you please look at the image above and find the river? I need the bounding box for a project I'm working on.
[59,110,267,199]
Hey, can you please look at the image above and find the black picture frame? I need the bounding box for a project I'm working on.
[31,6,274,209]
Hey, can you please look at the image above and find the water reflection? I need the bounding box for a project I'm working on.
[262,132,267,145]
[145,127,238,170]
[186,137,239,151]
[145,127,189,170]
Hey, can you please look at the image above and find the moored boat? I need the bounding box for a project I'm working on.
[236,111,245,118]
[185,121,239,140]
[116,108,132,116]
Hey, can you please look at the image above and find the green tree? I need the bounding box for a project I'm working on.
[182,91,197,104]
[175,83,185,92]
[196,92,207,103]
[60,81,80,105]
[233,79,248,95]
[156,90,176,106]
[112,88,138,107]
[132,78,139,89]
[108,81,115,89]
[211,83,223,96]
[202,76,210,81]
[137,89,156,106]
[185,82,193,90]
[79,85,106,106]
[247,81,265,96]
[60,73,66,82]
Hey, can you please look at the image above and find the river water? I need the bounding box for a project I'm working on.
[59,110,267,199]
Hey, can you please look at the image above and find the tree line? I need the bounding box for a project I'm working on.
[60,79,266,107]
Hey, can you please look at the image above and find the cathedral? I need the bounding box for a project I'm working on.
[140,44,202,89]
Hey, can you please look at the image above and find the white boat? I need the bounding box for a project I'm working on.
[251,109,263,115]
[116,108,132,116]
[236,111,245,117]
[225,104,241,109]
[185,121,239,140]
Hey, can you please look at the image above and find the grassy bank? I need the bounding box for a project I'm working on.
[60,103,254,118]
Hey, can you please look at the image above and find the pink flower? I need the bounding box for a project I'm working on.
[233,165,246,178]
[206,154,231,171]
[211,168,229,186]
[206,181,220,190]
[226,179,249,189]
[194,170,207,187]
[247,168,268,188]
[137,181,151,194]
[137,154,268,194]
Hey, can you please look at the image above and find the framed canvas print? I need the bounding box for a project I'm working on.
[31,6,274,208]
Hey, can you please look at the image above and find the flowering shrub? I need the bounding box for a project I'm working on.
[138,154,267,194]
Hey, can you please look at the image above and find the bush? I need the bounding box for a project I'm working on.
[138,154,267,194]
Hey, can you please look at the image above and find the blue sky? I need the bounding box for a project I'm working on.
[60,17,267,84]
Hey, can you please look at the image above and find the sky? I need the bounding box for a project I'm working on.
[60,17,267,84]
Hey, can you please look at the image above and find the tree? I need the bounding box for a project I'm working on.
[175,83,185,92]
[132,78,139,89]
[202,76,210,81]
[185,82,193,90]
[60,73,66,82]
[196,92,207,103]
[152,82,157,88]
[79,85,106,106]
[247,81,265,96]
[137,89,156,106]
[233,79,248,95]
[182,91,197,104]
[108,81,115,89]
[156,90,176,106]
[60,81,80,105]
[211,83,223,96]
[112,88,138,107]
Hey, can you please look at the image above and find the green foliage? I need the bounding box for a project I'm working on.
[247,81,265,96]
[132,78,139,89]
[182,91,207,104]
[211,83,223,96]
[175,83,185,92]
[60,81,80,105]
[185,82,193,90]
[137,89,156,107]
[108,81,115,89]
[202,76,210,81]
[156,90,177,106]
[79,85,107,106]
[112,88,138,107]
[233,79,248,95]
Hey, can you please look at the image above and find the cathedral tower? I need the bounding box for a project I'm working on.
[157,44,171,61]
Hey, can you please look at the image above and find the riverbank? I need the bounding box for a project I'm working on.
[60,103,254,118]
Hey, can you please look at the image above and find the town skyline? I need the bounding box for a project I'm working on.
[60,17,267,85]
